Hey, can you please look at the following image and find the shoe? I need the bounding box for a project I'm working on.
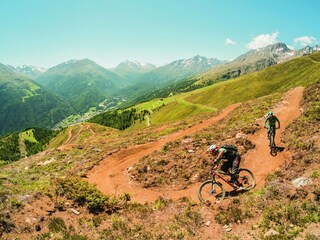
[231,178,242,188]
[236,183,244,190]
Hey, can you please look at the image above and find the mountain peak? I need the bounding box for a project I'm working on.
[111,60,157,81]
[170,55,224,68]
[5,64,47,79]
[16,64,47,73]
[265,42,291,53]
[115,60,156,69]
[62,58,96,66]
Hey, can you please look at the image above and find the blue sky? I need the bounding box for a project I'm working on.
[0,0,319,68]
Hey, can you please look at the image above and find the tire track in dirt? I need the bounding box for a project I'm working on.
[87,87,304,203]
[87,104,240,202]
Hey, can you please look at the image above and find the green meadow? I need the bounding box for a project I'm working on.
[129,51,320,127]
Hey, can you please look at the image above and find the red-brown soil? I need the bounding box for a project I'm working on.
[87,104,240,202]
[87,87,304,203]
[243,87,304,187]
[2,87,306,240]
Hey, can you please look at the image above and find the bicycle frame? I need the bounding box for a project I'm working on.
[269,125,276,147]
[211,169,240,189]
[198,167,255,203]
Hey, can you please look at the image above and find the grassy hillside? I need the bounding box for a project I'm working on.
[1,83,318,239]
[0,128,59,164]
[116,51,320,130]
[186,51,320,109]
[0,52,319,239]
[116,56,224,106]
[0,64,74,136]
[35,59,124,113]
[131,82,319,239]
[192,43,318,86]
[0,132,20,164]
[87,108,150,130]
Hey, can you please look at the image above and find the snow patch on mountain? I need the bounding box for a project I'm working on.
[16,65,47,73]
[170,55,225,68]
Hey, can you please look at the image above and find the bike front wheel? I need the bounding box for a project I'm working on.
[239,168,256,190]
[198,180,225,204]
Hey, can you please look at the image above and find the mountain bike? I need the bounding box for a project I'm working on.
[198,167,256,204]
[267,125,278,156]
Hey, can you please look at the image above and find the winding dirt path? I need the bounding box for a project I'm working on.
[87,104,240,202]
[63,127,74,145]
[58,124,96,151]
[243,87,304,187]
[87,87,304,203]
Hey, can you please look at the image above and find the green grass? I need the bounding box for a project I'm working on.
[131,92,280,188]
[150,101,212,124]
[21,129,37,143]
[185,52,320,109]
[46,127,71,149]
[21,82,41,102]
[121,51,320,128]
[134,98,171,113]
[1,53,320,239]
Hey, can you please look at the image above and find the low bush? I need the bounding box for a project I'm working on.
[55,177,130,213]
[260,200,320,238]
[37,217,88,240]
[0,215,15,238]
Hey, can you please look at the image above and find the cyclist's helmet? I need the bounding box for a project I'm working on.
[207,144,218,154]
[267,111,274,116]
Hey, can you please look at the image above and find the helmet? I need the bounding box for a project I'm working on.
[268,111,274,116]
[207,144,218,153]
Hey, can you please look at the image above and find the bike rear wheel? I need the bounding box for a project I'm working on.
[269,130,277,156]
[198,180,225,204]
[239,168,256,190]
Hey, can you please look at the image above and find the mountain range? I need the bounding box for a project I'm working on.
[1,42,319,136]
[6,64,47,79]
[35,56,226,112]
[115,55,226,101]
[194,43,320,85]
[1,48,319,240]
[134,55,225,85]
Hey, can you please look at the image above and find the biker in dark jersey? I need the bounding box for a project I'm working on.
[263,111,280,140]
[208,144,242,189]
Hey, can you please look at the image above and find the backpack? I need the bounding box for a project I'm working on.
[221,144,238,153]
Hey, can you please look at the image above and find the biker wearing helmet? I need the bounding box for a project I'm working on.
[263,111,280,140]
[208,144,242,188]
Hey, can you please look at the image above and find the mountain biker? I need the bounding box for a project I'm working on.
[208,144,243,189]
[263,111,280,140]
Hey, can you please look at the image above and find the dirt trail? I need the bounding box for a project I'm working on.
[63,127,74,145]
[58,124,96,151]
[87,104,240,202]
[243,87,304,187]
[87,87,304,203]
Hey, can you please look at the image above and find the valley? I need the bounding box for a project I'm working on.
[0,48,319,240]
[2,1,320,238]
[2,43,318,137]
